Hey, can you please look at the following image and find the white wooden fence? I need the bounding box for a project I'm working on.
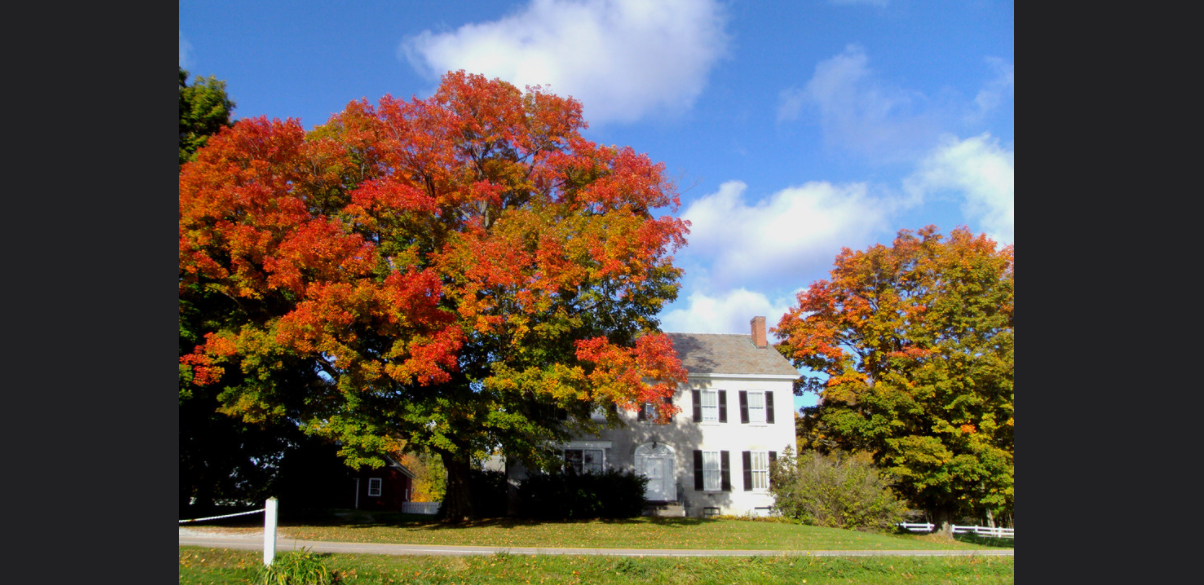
[402,501,441,515]
[953,524,1014,538]
[897,522,1014,538]
[179,497,279,566]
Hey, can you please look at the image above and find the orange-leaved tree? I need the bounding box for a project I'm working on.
[179,71,689,520]
[774,226,1014,534]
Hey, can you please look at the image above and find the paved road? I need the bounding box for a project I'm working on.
[179,530,1014,558]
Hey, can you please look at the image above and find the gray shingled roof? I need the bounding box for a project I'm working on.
[665,333,800,377]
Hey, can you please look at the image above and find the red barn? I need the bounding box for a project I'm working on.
[345,456,415,511]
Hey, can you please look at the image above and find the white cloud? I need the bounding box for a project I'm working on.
[904,133,1014,244]
[778,45,943,160]
[681,180,897,291]
[970,57,1015,120]
[660,288,796,336]
[400,0,728,124]
[179,31,192,69]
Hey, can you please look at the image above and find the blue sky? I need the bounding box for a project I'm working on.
[180,0,1014,412]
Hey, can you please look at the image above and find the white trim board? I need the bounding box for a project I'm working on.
[686,373,799,381]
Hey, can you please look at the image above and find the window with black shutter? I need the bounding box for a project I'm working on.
[692,390,702,422]
[766,391,775,424]
[739,391,749,424]
[718,390,728,423]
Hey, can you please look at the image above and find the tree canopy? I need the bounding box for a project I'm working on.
[179,67,235,167]
[178,71,689,519]
[774,226,1014,531]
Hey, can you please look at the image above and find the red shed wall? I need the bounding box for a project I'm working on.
[351,467,411,511]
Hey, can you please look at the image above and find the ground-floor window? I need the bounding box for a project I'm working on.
[368,477,382,497]
[702,451,721,491]
[694,449,731,492]
[564,449,604,474]
[749,451,768,490]
[742,450,778,491]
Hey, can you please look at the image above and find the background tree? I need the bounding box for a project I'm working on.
[179,67,235,166]
[179,71,689,520]
[179,67,292,513]
[400,451,447,502]
[774,226,1013,534]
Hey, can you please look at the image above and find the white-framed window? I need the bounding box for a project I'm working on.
[564,449,604,474]
[747,391,766,424]
[368,477,382,497]
[642,402,657,421]
[701,390,719,422]
[749,451,769,491]
[702,450,721,491]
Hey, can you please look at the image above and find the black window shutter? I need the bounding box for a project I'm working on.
[739,391,749,424]
[769,451,777,487]
[720,451,731,491]
[742,451,752,491]
[638,402,647,421]
[693,450,704,490]
[692,390,702,423]
[766,391,775,424]
[718,390,728,423]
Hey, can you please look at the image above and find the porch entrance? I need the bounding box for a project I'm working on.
[635,443,676,502]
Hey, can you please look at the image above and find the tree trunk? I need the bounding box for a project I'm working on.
[504,457,520,518]
[986,508,995,528]
[437,450,475,523]
[934,507,953,537]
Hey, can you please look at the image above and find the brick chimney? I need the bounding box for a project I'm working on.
[750,316,767,349]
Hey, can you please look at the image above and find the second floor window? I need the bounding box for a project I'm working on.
[747,391,766,423]
[701,390,719,422]
[739,390,774,424]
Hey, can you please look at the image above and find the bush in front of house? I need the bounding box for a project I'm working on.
[469,469,510,518]
[769,448,909,532]
[517,469,648,520]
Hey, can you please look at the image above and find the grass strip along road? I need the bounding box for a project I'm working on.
[180,546,1016,584]
[185,515,1014,551]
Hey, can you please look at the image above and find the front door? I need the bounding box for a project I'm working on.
[636,443,676,502]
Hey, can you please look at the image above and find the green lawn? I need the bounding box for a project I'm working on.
[180,547,1015,584]
[193,515,1012,551]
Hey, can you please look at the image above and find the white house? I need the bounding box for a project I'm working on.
[504,316,800,518]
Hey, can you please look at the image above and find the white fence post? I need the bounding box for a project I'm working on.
[263,497,278,567]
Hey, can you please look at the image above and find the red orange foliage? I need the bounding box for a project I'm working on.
[775,226,1014,527]
[179,73,689,489]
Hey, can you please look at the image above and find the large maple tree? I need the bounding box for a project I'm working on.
[179,72,688,519]
[774,226,1014,532]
